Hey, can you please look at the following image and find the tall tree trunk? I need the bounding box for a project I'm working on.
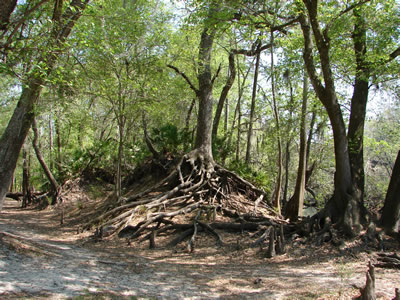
[224,97,229,133]
[212,52,235,138]
[194,5,218,163]
[116,121,125,198]
[32,118,60,205]
[270,31,282,214]
[306,108,316,166]
[49,115,54,171]
[282,71,295,206]
[0,0,88,210]
[184,98,196,133]
[283,141,290,205]
[225,62,251,163]
[245,49,260,164]
[286,70,309,220]
[55,116,62,176]
[299,4,361,235]
[380,150,400,234]
[347,8,369,203]
[22,144,32,208]
[0,80,42,210]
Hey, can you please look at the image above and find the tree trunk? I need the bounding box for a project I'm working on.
[270,31,282,215]
[184,98,196,133]
[22,144,32,208]
[306,108,316,166]
[194,5,218,163]
[0,0,17,30]
[282,71,295,206]
[245,49,260,164]
[212,52,235,138]
[116,121,125,198]
[380,150,400,234]
[283,141,290,205]
[48,115,54,171]
[55,117,62,176]
[0,80,42,210]
[235,57,246,162]
[225,62,251,163]
[299,4,362,235]
[286,70,309,221]
[347,8,369,204]
[224,96,228,133]
[32,118,59,204]
[142,112,159,158]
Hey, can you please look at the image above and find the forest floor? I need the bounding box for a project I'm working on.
[0,183,399,299]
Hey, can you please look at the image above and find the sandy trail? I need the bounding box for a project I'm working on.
[0,198,399,299]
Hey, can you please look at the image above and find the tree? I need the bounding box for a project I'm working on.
[298,0,400,235]
[31,117,60,204]
[299,0,363,234]
[245,44,261,165]
[380,150,400,234]
[0,0,89,210]
[348,3,400,205]
[286,70,309,220]
[82,1,279,249]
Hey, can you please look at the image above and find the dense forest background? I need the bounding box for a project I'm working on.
[0,0,399,235]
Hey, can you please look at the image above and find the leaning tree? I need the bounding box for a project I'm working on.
[0,0,89,210]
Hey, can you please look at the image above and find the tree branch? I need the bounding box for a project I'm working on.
[4,0,49,47]
[211,63,221,85]
[389,46,400,61]
[167,64,199,96]
[142,111,160,158]
[323,0,371,39]
[232,43,272,56]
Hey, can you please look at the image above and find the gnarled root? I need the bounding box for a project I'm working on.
[83,151,284,251]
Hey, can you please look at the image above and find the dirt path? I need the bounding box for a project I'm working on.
[0,198,399,299]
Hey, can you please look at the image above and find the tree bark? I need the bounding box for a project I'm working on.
[212,52,236,138]
[225,62,251,163]
[0,80,42,210]
[0,0,17,30]
[194,4,218,163]
[116,121,124,198]
[347,8,369,204]
[22,144,32,208]
[245,48,260,164]
[299,3,361,235]
[270,31,282,215]
[55,116,62,176]
[48,115,54,171]
[380,150,400,234]
[32,118,60,204]
[306,108,316,166]
[286,70,309,221]
[282,71,295,206]
[142,111,159,158]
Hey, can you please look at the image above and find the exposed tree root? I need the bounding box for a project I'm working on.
[376,252,400,269]
[356,260,400,300]
[83,151,286,252]
[357,261,376,300]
